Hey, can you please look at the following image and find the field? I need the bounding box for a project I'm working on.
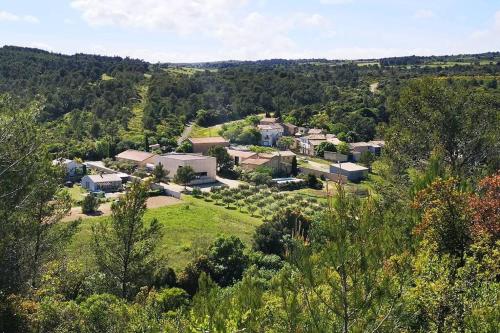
[66,184,87,204]
[66,195,262,271]
[190,124,224,138]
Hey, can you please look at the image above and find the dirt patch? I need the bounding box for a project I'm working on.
[63,195,182,221]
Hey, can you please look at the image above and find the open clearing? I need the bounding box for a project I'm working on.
[63,195,182,221]
[66,195,262,271]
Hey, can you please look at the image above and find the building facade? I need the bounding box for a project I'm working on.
[153,153,217,185]
[81,174,123,192]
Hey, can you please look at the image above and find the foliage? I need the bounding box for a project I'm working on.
[174,166,196,190]
[207,145,234,175]
[152,162,169,183]
[81,194,99,214]
[91,181,164,299]
[315,141,337,157]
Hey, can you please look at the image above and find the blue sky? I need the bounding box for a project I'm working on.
[1,0,499,62]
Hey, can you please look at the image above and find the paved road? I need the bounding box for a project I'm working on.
[177,122,194,145]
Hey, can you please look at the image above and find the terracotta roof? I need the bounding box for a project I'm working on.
[304,134,326,140]
[276,150,296,157]
[226,149,257,159]
[241,158,271,166]
[116,149,156,162]
[188,136,229,144]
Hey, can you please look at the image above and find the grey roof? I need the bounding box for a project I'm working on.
[162,153,214,161]
[84,174,122,183]
[331,162,369,172]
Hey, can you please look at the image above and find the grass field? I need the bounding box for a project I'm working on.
[164,67,217,76]
[66,185,86,204]
[66,195,262,271]
[190,124,224,138]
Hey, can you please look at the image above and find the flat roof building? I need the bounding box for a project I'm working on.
[188,136,230,154]
[330,162,369,182]
[81,174,123,192]
[153,153,217,185]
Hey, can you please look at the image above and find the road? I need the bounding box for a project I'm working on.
[177,122,194,145]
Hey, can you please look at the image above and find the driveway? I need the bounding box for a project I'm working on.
[177,122,194,145]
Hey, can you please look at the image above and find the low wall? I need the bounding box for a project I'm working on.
[299,166,347,184]
[324,151,348,162]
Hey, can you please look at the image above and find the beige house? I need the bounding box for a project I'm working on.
[260,117,279,125]
[188,136,230,154]
[330,162,369,182]
[238,150,296,174]
[153,153,217,185]
[226,149,257,165]
[116,149,157,166]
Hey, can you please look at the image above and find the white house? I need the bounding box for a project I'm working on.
[81,174,123,192]
[257,124,284,146]
[152,153,217,185]
[52,158,83,177]
[330,162,369,182]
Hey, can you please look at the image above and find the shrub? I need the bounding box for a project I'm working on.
[82,194,99,214]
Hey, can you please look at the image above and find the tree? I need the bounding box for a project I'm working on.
[385,78,499,177]
[315,141,337,157]
[82,194,99,214]
[91,181,164,299]
[253,207,310,257]
[306,174,322,189]
[207,146,233,175]
[207,236,249,287]
[468,173,500,241]
[336,142,350,156]
[358,150,375,168]
[291,156,298,176]
[176,140,193,153]
[286,185,401,332]
[277,136,295,150]
[152,162,169,184]
[174,166,196,190]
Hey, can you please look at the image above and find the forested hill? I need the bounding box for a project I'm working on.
[1,46,499,161]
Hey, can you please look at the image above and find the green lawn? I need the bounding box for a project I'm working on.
[190,124,224,138]
[67,184,87,205]
[66,195,262,271]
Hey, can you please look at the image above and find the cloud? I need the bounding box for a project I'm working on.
[414,9,435,19]
[0,10,39,23]
[71,0,247,34]
[70,0,334,60]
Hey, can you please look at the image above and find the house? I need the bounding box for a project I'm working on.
[52,158,83,178]
[350,141,385,161]
[81,174,123,192]
[283,123,298,136]
[367,140,385,155]
[153,153,216,185]
[330,162,369,182]
[238,151,296,173]
[226,149,257,166]
[258,123,284,146]
[116,149,157,167]
[298,134,326,155]
[308,128,324,135]
[188,137,230,154]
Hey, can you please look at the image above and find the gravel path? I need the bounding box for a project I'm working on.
[177,122,194,145]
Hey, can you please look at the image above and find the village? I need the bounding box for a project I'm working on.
[55,114,384,220]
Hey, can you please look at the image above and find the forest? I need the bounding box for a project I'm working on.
[0,46,499,332]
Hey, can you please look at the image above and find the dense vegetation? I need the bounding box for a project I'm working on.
[0,47,499,332]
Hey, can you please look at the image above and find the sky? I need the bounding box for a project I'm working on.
[1,0,499,63]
